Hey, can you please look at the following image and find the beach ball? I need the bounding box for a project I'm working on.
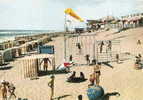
[87,85,104,100]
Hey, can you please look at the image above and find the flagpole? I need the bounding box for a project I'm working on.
[64,13,67,61]
[64,13,68,32]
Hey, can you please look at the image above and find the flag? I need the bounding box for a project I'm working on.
[64,8,84,22]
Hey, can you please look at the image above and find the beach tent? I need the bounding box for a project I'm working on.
[2,48,13,62]
[0,51,4,66]
[18,54,55,78]
[11,47,21,58]
[19,43,29,55]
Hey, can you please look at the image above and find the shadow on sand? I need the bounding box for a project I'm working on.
[53,94,71,100]
[102,62,114,69]
[102,92,120,100]
[38,70,69,77]
[0,66,13,70]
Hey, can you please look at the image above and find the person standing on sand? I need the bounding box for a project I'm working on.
[94,63,101,85]
[89,74,96,86]
[76,43,82,54]
[69,55,73,62]
[40,58,51,72]
[106,40,112,52]
[99,41,104,53]
[116,54,120,64]
[137,40,141,45]
[48,75,55,100]
[8,83,16,99]
[85,54,90,65]
[0,81,7,100]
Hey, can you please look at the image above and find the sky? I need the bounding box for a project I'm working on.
[0,0,143,30]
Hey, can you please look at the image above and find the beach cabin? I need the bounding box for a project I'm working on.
[0,43,5,50]
[20,44,29,55]
[0,51,4,66]
[0,41,15,50]
[18,54,55,78]
[31,40,39,49]
[11,47,22,58]
[2,48,13,62]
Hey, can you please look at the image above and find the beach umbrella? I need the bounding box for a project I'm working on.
[87,85,104,100]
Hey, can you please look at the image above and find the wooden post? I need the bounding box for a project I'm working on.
[96,41,99,64]
[64,35,67,61]
[49,57,55,100]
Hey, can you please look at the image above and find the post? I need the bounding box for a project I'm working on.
[96,40,99,64]
[64,35,67,61]
[93,36,96,61]
[64,13,68,32]
[64,13,67,61]
[49,56,55,100]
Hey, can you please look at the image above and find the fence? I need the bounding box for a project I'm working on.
[17,54,55,79]
[64,34,121,65]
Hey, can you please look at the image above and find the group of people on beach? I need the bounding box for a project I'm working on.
[76,40,112,54]
[99,40,112,53]
[0,80,16,100]
[135,54,142,69]
[67,71,85,82]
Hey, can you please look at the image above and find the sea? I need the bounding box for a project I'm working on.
[0,30,57,43]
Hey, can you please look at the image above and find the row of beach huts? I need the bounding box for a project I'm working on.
[0,32,60,66]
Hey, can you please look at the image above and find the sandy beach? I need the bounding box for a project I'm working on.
[0,27,143,100]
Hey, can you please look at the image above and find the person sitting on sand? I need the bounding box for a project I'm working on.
[80,72,85,80]
[40,58,51,72]
[69,71,76,80]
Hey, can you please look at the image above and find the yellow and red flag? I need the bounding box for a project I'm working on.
[64,8,84,22]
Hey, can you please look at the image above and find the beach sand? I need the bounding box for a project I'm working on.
[0,27,143,100]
